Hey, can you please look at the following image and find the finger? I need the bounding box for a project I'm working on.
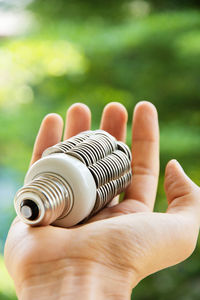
[100,102,128,142]
[124,101,159,211]
[30,113,63,165]
[63,103,91,140]
[100,102,128,206]
[165,160,200,223]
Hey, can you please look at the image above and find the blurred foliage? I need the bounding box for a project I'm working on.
[0,0,200,299]
[29,0,200,20]
[0,255,16,300]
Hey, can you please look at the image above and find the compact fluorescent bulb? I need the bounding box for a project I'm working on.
[14,130,132,228]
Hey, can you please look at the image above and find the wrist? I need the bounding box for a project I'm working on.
[16,259,137,300]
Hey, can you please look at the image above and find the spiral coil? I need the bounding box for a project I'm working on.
[43,130,132,217]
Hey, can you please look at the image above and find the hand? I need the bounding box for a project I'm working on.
[4,102,200,300]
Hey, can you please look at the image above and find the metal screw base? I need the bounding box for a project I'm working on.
[15,172,74,226]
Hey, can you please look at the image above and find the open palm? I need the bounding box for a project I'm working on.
[5,102,200,299]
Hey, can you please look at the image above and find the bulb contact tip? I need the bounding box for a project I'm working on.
[20,199,39,221]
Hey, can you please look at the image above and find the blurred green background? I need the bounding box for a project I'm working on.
[0,0,200,299]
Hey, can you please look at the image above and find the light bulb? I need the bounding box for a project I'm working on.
[14,130,132,228]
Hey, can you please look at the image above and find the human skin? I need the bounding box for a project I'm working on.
[4,101,200,300]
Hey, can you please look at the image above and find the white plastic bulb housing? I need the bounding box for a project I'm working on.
[15,153,96,227]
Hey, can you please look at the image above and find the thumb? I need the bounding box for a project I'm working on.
[164,160,200,222]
